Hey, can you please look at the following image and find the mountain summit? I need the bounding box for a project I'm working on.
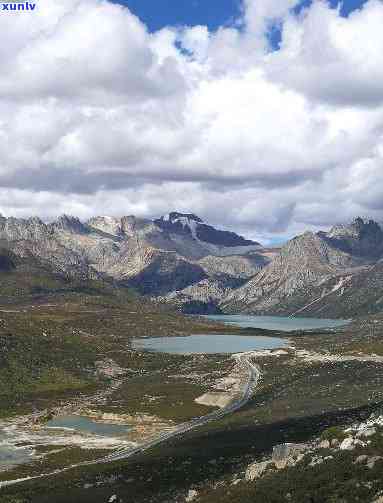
[0,212,268,308]
[155,212,261,248]
[223,217,383,317]
[0,213,381,318]
[321,217,383,259]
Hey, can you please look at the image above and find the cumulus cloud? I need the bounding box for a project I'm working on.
[0,0,382,243]
[267,0,383,106]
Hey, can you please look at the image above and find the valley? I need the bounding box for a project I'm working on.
[1,214,383,502]
[1,213,382,319]
[2,306,383,503]
[1,0,382,500]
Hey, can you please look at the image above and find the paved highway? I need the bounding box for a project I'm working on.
[0,354,261,488]
[99,354,261,463]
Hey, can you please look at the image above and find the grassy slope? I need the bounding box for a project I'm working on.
[2,250,383,502]
[3,317,383,502]
[0,249,233,418]
[0,298,229,417]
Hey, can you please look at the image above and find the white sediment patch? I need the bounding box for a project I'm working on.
[1,423,135,451]
[195,393,233,408]
[232,349,290,359]
[194,351,259,409]
[0,407,175,474]
[84,411,174,426]
[296,350,383,363]
[0,417,137,472]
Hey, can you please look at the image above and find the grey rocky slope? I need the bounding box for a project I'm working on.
[223,218,383,317]
[0,212,272,304]
[282,259,383,318]
[0,215,97,280]
[160,254,269,313]
[1,213,381,318]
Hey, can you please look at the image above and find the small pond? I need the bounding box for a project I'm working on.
[0,444,33,469]
[204,315,350,332]
[46,415,131,437]
[132,333,289,355]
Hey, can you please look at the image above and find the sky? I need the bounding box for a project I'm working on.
[112,0,243,32]
[114,1,369,32]
[0,0,382,244]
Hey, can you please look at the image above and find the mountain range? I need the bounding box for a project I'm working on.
[0,213,382,318]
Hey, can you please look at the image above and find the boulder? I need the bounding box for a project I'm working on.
[354,455,368,464]
[309,456,324,467]
[356,427,376,438]
[245,461,271,481]
[339,437,365,451]
[272,443,307,469]
[186,489,199,502]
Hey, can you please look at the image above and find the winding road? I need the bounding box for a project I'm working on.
[100,353,261,463]
[0,354,261,488]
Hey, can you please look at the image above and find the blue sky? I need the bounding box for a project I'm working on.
[295,0,368,16]
[114,0,368,33]
[112,0,242,32]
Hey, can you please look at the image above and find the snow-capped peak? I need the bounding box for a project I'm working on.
[164,212,204,224]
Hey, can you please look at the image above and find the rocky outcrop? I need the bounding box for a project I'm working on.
[222,218,383,317]
[185,489,199,502]
[272,443,307,469]
[52,215,89,235]
[243,412,383,489]
[0,213,382,317]
[0,212,268,305]
[0,216,49,241]
[161,276,241,313]
[323,217,383,260]
[198,254,267,279]
[223,231,344,313]
[125,249,208,296]
[245,460,271,481]
[245,443,307,481]
[285,260,383,318]
[158,252,272,312]
[155,212,260,248]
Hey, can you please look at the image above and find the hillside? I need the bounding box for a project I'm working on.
[223,218,383,318]
[0,212,272,306]
[0,249,235,420]
[1,214,383,319]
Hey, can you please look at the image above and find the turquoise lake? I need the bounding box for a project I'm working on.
[204,314,350,332]
[0,416,131,468]
[46,415,131,436]
[132,333,289,355]
[0,443,33,469]
[132,315,349,355]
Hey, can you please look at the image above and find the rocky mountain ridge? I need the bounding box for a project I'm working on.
[0,212,271,304]
[0,213,382,318]
[222,218,383,317]
[154,212,260,248]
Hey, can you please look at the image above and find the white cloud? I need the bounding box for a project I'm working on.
[0,0,383,243]
[268,0,383,106]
